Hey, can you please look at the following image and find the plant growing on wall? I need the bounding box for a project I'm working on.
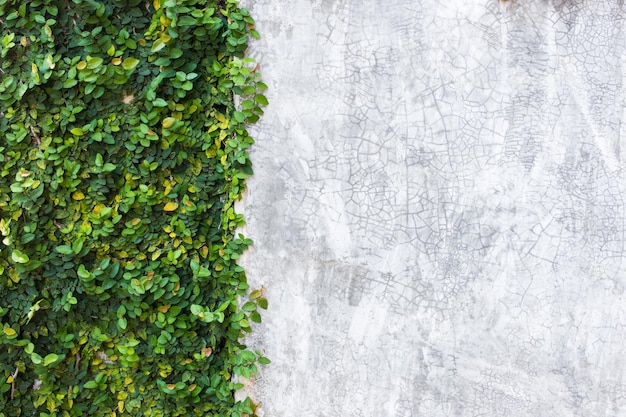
[0,0,268,415]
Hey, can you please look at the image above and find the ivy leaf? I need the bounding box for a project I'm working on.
[250,312,262,323]
[11,249,29,264]
[151,38,166,53]
[257,298,268,309]
[103,163,116,173]
[162,117,176,129]
[164,202,178,211]
[3,325,17,338]
[86,57,103,69]
[254,94,268,106]
[84,381,98,389]
[178,16,197,26]
[241,301,256,312]
[43,353,59,367]
[122,57,139,70]
[55,245,73,255]
[118,317,127,330]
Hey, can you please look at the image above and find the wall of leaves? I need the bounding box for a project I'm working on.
[0,0,268,415]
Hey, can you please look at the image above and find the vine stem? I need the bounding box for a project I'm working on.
[10,367,18,400]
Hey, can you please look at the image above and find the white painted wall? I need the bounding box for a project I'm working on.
[239,1,626,415]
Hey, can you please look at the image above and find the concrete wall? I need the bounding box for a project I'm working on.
[238,0,626,416]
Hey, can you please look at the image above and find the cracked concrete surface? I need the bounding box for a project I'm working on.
[238,0,626,415]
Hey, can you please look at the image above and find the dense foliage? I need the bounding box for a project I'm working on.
[0,0,268,415]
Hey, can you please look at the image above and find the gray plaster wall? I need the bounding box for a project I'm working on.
[238,0,626,416]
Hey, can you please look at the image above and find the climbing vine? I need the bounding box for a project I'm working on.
[0,0,267,415]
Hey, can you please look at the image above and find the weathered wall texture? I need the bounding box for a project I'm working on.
[238,0,626,415]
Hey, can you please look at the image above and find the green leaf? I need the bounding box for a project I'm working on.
[77,264,91,279]
[153,98,168,107]
[122,57,140,70]
[258,357,271,365]
[250,311,262,323]
[118,317,127,330]
[103,163,116,172]
[55,245,73,255]
[241,301,256,312]
[72,238,84,254]
[257,298,268,309]
[151,38,166,53]
[178,16,197,26]
[254,94,268,106]
[241,99,255,110]
[170,48,183,59]
[86,57,103,69]
[84,381,98,389]
[43,353,59,366]
[11,249,29,264]
[233,111,245,123]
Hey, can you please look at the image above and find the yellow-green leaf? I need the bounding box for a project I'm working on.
[11,249,29,264]
[3,325,16,337]
[87,57,103,69]
[162,117,176,129]
[151,38,166,53]
[45,54,55,70]
[72,191,85,200]
[122,57,139,70]
[43,353,59,366]
[164,202,178,212]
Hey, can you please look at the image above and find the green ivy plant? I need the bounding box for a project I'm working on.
[0,0,268,415]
